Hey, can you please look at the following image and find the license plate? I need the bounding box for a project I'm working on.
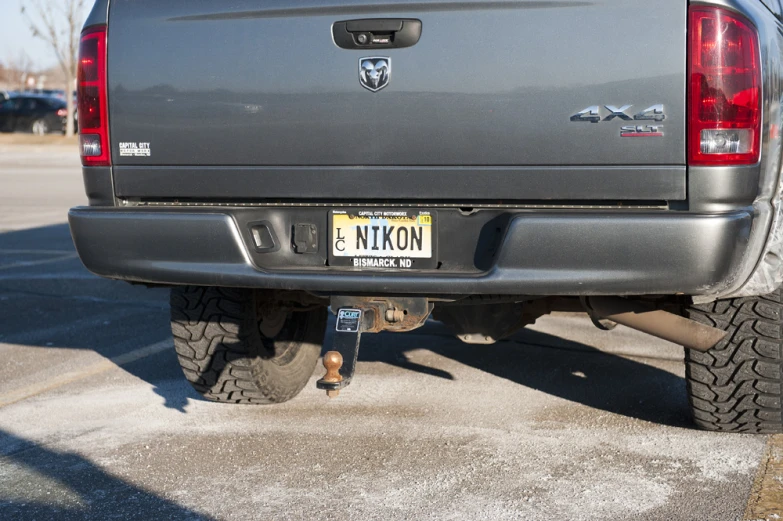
[329,209,437,269]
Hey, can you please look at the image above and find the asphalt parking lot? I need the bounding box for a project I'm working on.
[0,137,779,520]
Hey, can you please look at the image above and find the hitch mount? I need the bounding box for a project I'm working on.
[316,297,432,397]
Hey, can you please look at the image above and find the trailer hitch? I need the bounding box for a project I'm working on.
[317,308,366,398]
[316,297,432,398]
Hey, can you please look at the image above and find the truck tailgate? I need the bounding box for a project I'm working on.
[107,0,686,169]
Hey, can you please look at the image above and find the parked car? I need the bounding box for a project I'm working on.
[0,95,70,135]
[69,0,783,433]
[24,88,66,100]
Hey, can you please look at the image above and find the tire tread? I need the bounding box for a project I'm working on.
[685,290,783,433]
[170,286,326,404]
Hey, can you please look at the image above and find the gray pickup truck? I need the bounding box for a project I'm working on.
[69,0,783,433]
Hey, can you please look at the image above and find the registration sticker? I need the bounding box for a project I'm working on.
[417,214,433,226]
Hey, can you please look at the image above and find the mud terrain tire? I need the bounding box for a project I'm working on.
[170,286,327,404]
[685,291,783,433]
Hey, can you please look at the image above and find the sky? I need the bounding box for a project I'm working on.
[1,0,95,70]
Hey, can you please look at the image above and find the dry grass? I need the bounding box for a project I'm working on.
[744,434,783,521]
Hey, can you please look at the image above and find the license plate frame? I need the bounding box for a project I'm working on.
[328,209,438,270]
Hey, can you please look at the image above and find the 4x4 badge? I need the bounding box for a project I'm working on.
[570,104,665,137]
[359,57,390,92]
[570,104,666,123]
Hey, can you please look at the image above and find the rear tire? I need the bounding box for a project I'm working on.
[170,286,327,404]
[685,290,783,433]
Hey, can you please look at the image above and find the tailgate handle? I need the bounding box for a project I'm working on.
[346,19,403,32]
[333,19,422,49]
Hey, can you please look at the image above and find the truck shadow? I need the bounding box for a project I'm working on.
[0,429,212,520]
[0,223,197,412]
[354,321,692,429]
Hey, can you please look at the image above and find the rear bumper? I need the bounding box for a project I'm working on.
[68,206,754,296]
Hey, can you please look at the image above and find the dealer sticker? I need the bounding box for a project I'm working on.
[119,142,151,157]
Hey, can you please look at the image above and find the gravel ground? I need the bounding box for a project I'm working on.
[0,140,773,520]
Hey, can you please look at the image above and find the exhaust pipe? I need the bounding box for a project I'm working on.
[584,297,726,352]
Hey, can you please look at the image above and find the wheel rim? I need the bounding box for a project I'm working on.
[258,308,287,338]
[32,120,47,135]
[257,307,315,365]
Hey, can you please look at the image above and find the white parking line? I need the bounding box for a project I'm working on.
[0,272,97,281]
[0,253,79,271]
[0,339,173,408]
[0,249,75,255]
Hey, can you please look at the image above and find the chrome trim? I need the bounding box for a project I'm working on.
[570,105,601,123]
[359,57,390,92]
[603,105,634,121]
[132,200,668,210]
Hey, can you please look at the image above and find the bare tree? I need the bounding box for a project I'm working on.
[4,52,35,91]
[21,0,86,136]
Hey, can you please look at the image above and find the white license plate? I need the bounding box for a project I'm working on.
[329,209,436,269]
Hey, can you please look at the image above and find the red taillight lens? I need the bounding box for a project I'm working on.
[78,26,110,166]
[56,108,67,117]
[688,6,761,165]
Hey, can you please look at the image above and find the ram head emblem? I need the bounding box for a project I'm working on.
[359,57,390,92]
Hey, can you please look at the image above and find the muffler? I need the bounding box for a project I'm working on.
[584,297,726,352]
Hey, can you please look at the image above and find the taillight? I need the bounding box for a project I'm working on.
[56,108,67,117]
[688,6,761,165]
[78,26,110,166]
